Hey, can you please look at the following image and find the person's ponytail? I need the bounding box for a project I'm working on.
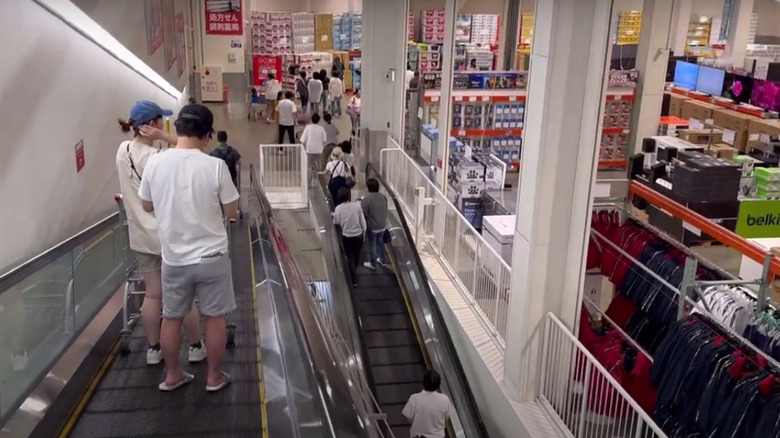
[118,118,135,133]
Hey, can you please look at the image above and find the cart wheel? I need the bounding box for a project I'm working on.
[226,324,236,348]
[120,334,131,356]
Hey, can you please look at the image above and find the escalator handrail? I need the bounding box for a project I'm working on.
[249,166,376,438]
[365,162,490,437]
[0,213,120,296]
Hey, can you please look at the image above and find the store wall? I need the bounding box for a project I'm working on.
[754,0,780,42]
[0,0,181,272]
[71,0,192,91]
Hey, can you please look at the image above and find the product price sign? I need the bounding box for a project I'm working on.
[204,0,242,35]
[74,140,86,173]
[736,199,780,238]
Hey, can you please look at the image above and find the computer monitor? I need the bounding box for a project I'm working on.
[723,73,754,104]
[695,66,726,96]
[673,61,699,89]
[751,80,780,112]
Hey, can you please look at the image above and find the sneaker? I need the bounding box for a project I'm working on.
[376,259,387,267]
[11,352,28,371]
[146,347,162,365]
[189,342,207,363]
[353,283,358,287]
[363,262,376,270]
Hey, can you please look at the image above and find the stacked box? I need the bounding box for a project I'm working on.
[712,108,752,151]
[421,10,446,44]
[755,168,780,199]
[470,14,499,45]
[251,12,292,56]
[292,13,315,53]
[407,12,415,41]
[603,99,633,129]
[315,14,333,51]
[350,12,362,50]
[672,151,741,202]
[332,14,352,51]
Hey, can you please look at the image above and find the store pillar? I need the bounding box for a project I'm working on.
[498,0,522,70]
[629,0,673,154]
[502,0,613,401]
[724,0,755,68]
[669,0,692,55]
[435,0,459,192]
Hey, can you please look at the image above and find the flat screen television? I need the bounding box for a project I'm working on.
[723,73,754,104]
[673,61,699,89]
[695,66,726,96]
[751,80,780,112]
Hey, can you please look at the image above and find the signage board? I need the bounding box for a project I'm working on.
[736,199,780,238]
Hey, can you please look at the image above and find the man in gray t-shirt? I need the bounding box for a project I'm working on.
[362,178,389,269]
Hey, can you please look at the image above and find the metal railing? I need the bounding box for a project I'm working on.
[257,144,308,209]
[379,145,511,350]
[532,312,667,438]
[250,165,390,438]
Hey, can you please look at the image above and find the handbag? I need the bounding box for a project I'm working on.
[383,229,392,244]
[330,161,356,188]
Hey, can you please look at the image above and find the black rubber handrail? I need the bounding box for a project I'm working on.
[365,161,490,438]
[0,213,120,296]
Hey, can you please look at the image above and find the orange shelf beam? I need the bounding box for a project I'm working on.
[628,181,780,276]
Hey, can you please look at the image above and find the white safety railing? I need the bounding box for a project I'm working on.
[258,144,308,209]
[532,313,667,438]
[379,146,511,350]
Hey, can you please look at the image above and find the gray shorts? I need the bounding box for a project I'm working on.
[161,253,236,318]
[134,251,162,273]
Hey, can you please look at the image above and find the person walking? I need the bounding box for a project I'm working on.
[300,112,328,183]
[319,69,331,112]
[362,178,389,269]
[277,91,297,144]
[296,71,309,112]
[347,89,361,137]
[209,131,242,221]
[263,73,281,123]
[329,71,344,117]
[322,113,339,145]
[116,101,205,366]
[402,370,456,438]
[248,88,262,120]
[308,72,323,114]
[333,187,366,287]
[332,57,345,80]
[138,104,239,393]
[325,146,352,206]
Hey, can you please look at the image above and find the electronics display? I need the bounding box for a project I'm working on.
[751,79,780,112]
[722,73,754,104]
[673,61,699,89]
[695,66,726,96]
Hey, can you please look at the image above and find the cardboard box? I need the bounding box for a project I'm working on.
[668,93,691,118]
[678,128,724,144]
[712,108,752,151]
[704,143,737,160]
[680,99,719,122]
[748,119,780,143]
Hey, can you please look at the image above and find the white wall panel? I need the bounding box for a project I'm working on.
[0,0,180,271]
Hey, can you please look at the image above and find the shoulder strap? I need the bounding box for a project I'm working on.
[125,141,143,181]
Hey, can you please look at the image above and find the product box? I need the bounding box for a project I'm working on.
[704,143,737,160]
[754,167,780,181]
[712,108,753,151]
[668,93,691,118]
[678,129,724,145]
[680,100,719,122]
[748,119,780,143]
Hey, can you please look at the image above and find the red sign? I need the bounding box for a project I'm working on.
[204,0,243,35]
[253,55,282,87]
[75,140,85,173]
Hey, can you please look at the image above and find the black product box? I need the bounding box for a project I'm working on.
[748,147,780,166]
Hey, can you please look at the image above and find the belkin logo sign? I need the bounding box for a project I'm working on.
[736,201,780,238]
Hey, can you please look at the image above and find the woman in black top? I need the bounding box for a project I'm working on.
[320,68,330,112]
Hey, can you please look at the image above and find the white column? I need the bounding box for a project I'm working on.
[724,0,755,68]
[629,0,673,154]
[435,0,459,191]
[669,0,692,55]
[502,0,613,401]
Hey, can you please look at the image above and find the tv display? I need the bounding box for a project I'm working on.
[723,73,754,104]
[695,66,726,96]
[674,61,699,89]
[751,80,780,112]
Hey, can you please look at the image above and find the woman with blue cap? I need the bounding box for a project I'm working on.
[116,101,206,366]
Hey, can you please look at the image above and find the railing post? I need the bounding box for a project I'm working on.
[679,257,698,320]
[414,187,426,245]
[756,253,773,315]
[64,278,76,334]
[300,145,308,201]
[576,362,593,437]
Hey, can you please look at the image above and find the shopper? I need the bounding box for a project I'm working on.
[116,101,205,366]
[402,370,456,438]
[248,88,262,120]
[362,178,389,269]
[138,104,238,393]
[301,112,328,182]
[322,113,340,145]
[339,140,355,176]
[308,72,323,114]
[325,146,353,206]
[333,187,366,287]
[210,131,242,222]
[296,71,309,112]
[263,73,281,123]
[347,89,361,137]
[277,90,297,144]
[332,57,345,80]
[329,71,344,117]
[320,69,331,112]
[409,71,420,89]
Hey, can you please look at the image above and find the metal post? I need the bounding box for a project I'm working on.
[64,278,76,334]
[679,257,698,320]
[414,187,426,245]
[756,253,773,315]
[576,362,593,437]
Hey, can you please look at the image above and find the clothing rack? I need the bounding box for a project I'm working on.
[582,295,653,362]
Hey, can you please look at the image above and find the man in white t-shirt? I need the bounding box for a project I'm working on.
[300,112,328,183]
[402,370,456,438]
[115,101,205,366]
[263,73,281,123]
[139,104,239,393]
[277,90,297,144]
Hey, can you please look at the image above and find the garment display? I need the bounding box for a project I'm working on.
[692,285,755,335]
[744,310,780,363]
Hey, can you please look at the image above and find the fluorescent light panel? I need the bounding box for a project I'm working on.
[34,0,182,99]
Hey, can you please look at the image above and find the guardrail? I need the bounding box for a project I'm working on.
[257,144,308,209]
[379,146,511,349]
[532,312,667,438]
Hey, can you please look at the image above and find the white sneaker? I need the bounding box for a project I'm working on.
[363,262,375,270]
[376,259,387,267]
[147,347,163,365]
[189,343,207,363]
[11,352,28,371]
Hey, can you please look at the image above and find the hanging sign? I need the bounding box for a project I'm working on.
[736,199,780,238]
[204,0,243,35]
[719,0,733,40]
[75,140,86,173]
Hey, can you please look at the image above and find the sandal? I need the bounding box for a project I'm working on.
[206,371,231,392]
[158,372,194,392]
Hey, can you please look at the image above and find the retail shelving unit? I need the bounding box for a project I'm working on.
[613,10,641,46]
[686,16,713,57]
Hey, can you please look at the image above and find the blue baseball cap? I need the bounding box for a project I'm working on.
[128,101,173,126]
